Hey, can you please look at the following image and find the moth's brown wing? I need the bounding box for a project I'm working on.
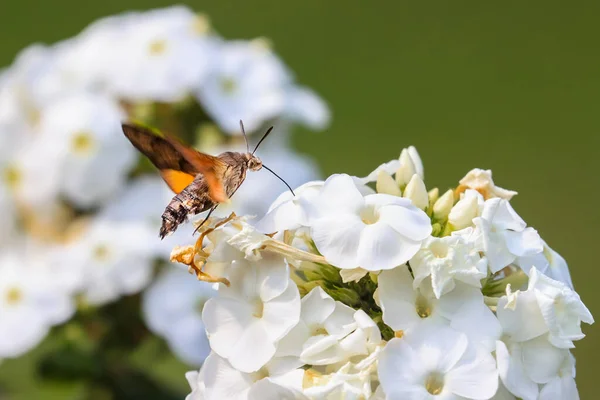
[122,123,227,201]
[161,132,229,203]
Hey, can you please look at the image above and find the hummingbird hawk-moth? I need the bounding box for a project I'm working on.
[121,121,293,239]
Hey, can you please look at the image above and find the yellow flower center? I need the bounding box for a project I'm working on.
[252,299,264,318]
[93,244,110,262]
[71,131,95,154]
[5,287,23,305]
[360,205,379,225]
[3,165,21,189]
[220,77,238,95]
[425,371,445,395]
[429,241,448,258]
[415,293,432,318]
[311,326,329,336]
[148,39,168,55]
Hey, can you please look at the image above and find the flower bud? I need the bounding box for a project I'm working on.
[403,174,428,210]
[376,170,401,196]
[433,189,454,220]
[395,149,417,187]
[447,189,484,230]
[428,187,439,205]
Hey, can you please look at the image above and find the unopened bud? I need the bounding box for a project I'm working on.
[395,149,417,187]
[376,170,401,196]
[448,190,482,230]
[433,189,454,220]
[403,174,428,210]
[428,188,439,205]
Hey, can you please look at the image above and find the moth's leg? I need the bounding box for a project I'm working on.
[189,266,230,286]
[194,205,219,235]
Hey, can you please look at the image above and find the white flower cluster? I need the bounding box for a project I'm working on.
[0,6,328,362]
[179,149,593,400]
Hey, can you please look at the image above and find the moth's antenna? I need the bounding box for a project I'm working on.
[252,126,274,154]
[240,120,250,154]
[262,164,295,196]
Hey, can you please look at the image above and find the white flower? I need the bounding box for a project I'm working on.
[307,174,431,271]
[411,232,487,298]
[527,268,593,348]
[303,349,382,399]
[448,189,484,230]
[517,241,573,289]
[378,266,497,348]
[280,287,381,366]
[37,92,136,207]
[185,366,207,400]
[378,324,498,400]
[202,353,305,400]
[196,40,292,134]
[0,251,75,358]
[473,198,543,273]
[495,287,565,400]
[459,169,517,200]
[63,217,157,305]
[256,180,324,233]
[202,258,300,372]
[284,86,330,130]
[107,6,216,101]
[538,351,580,400]
[143,267,216,366]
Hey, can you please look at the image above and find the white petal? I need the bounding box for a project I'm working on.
[300,287,336,327]
[377,203,432,241]
[311,215,364,269]
[203,297,254,359]
[358,222,422,271]
[445,344,498,399]
[495,341,539,400]
[262,281,301,342]
[203,353,252,400]
[538,376,580,400]
[229,320,277,372]
[521,336,565,384]
[503,228,543,257]
[497,292,548,342]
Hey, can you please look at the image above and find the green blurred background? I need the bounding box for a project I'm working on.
[1,0,598,398]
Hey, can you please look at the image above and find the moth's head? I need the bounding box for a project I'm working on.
[245,153,263,171]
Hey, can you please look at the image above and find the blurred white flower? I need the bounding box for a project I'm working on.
[473,198,543,273]
[459,168,517,200]
[37,93,136,207]
[378,324,498,400]
[107,6,216,101]
[0,252,74,358]
[307,174,431,271]
[196,40,292,134]
[284,86,330,130]
[448,189,484,230]
[411,232,487,298]
[100,175,193,257]
[202,352,305,400]
[202,258,300,372]
[0,139,62,210]
[527,268,593,348]
[143,267,216,366]
[64,217,157,305]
